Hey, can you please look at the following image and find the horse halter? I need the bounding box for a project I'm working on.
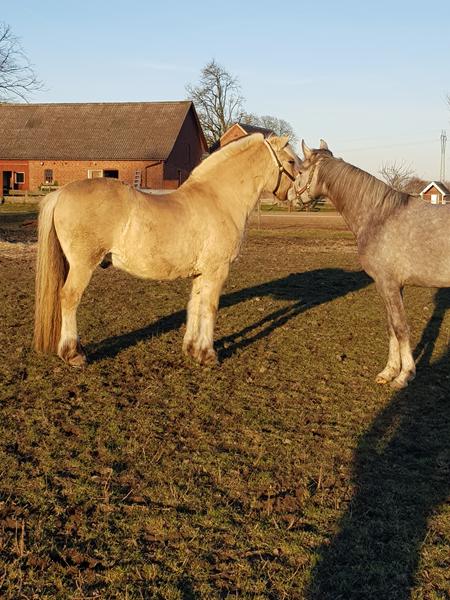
[264,139,296,196]
[292,162,318,209]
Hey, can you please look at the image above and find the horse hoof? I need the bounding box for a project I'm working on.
[390,377,408,390]
[197,348,218,366]
[59,340,87,368]
[375,368,400,384]
[67,353,87,368]
[182,340,196,359]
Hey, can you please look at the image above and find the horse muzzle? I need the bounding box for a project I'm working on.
[287,185,297,202]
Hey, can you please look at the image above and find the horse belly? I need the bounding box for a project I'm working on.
[404,257,450,287]
[402,233,450,286]
[362,216,450,288]
[379,245,450,287]
[111,248,196,280]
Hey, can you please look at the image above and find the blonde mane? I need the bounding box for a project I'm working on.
[190,133,264,179]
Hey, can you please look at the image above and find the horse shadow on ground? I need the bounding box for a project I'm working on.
[307,288,450,600]
[87,268,371,363]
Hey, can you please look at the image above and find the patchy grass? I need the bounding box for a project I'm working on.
[0,208,38,244]
[0,217,449,599]
[0,202,40,213]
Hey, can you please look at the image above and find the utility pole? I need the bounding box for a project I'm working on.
[440,130,447,182]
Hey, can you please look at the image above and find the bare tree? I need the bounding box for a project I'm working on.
[379,161,416,192]
[0,22,43,102]
[241,113,297,143]
[405,176,427,194]
[186,60,245,146]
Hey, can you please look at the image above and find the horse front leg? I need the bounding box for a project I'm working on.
[58,264,93,367]
[183,265,229,365]
[376,282,415,389]
[183,277,202,358]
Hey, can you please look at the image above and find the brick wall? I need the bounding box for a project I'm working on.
[27,159,165,191]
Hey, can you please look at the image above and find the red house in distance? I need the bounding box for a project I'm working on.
[420,181,450,205]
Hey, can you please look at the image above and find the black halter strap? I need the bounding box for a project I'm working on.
[264,139,296,196]
[293,162,318,208]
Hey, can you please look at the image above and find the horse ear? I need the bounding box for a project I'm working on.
[268,135,290,150]
[302,140,312,159]
[319,139,329,150]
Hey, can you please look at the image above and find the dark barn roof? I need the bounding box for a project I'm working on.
[237,122,275,138]
[0,101,203,161]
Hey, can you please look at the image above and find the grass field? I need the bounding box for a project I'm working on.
[0,212,449,599]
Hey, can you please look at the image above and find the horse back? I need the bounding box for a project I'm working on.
[359,199,450,287]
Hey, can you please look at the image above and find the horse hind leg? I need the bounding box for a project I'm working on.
[375,315,401,384]
[58,263,94,367]
[376,281,415,389]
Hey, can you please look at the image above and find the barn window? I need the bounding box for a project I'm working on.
[103,169,119,178]
[15,172,25,184]
[44,169,53,184]
[431,194,438,204]
[88,169,103,178]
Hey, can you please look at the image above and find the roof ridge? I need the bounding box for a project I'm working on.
[1,100,192,107]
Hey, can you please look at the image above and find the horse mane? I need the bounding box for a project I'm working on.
[190,133,264,180]
[318,156,410,220]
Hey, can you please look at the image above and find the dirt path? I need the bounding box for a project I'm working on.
[249,211,347,230]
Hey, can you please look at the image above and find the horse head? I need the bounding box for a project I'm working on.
[264,136,301,201]
[288,139,333,209]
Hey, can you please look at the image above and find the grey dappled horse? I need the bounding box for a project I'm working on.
[290,140,450,389]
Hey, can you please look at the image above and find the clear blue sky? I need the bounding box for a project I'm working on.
[3,0,450,179]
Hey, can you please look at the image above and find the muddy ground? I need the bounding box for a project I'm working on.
[0,207,449,599]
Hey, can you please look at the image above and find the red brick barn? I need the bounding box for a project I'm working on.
[420,181,450,205]
[0,101,207,195]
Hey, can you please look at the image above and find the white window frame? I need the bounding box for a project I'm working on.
[431,193,438,204]
[14,172,25,184]
[87,169,103,179]
[44,169,54,184]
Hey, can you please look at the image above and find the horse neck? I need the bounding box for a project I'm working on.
[319,158,400,237]
[187,141,271,224]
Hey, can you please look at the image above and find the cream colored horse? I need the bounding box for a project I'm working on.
[34,133,300,367]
